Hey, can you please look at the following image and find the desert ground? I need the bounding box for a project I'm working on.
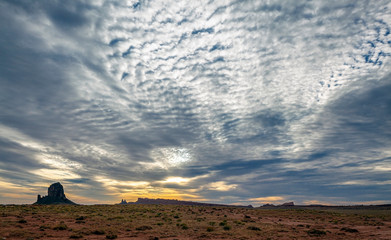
[1,204,390,239]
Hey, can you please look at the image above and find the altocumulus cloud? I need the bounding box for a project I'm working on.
[0,0,390,205]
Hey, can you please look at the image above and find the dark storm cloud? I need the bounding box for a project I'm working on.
[0,0,390,205]
[321,80,391,150]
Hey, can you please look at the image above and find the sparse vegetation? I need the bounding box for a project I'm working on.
[0,204,389,239]
[105,233,117,239]
[136,225,153,231]
[247,226,261,231]
[91,229,105,235]
[69,233,83,239]
[340,227,359,233]
[223,225,231,230]
[307,229,327,236]
[53,221,68,230]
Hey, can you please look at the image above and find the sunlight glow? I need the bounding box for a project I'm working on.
[150,147,193,168]
[159,177,191,184]
[207,181,237,191]
[248,196,285,204]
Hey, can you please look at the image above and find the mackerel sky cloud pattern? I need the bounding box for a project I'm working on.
[0,0,390,205]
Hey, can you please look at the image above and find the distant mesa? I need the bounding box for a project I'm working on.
[281,202,294,206]
[262,203,275,207]
[119,198,253,208]
[260,202,295,208]
[34,182,77,205]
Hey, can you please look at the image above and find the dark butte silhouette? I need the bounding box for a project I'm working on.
[34,182,77,205]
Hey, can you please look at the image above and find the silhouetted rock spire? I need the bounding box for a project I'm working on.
[48,182,66,199]
[34,182,76,205]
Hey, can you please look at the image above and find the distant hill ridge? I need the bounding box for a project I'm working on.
[119,197,254,208]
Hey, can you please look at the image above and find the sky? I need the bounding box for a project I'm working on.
[0,0,390,206]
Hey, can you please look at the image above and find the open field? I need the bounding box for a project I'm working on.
[1,204,390,239]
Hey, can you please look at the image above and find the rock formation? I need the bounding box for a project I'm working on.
[34,182,77,205]
[281,202,294,206]
[118,197,253,208]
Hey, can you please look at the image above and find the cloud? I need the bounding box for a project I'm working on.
[0,0,390,205]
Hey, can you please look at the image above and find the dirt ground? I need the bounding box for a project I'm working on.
[1,204,390,239]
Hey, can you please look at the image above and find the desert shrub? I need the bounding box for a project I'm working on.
[92,229,105,235]
[223,225,232,230]
[106,234,117,239]
[180,223,189,230]
[307,229,326,236]
[8,229,27,238]
[75,216,86,220]
[340,227,359,233]
[219,220,227,226]
[39,224,50,231]
[107,216,124,220]
[247,226,261,231]
[234,220,245,225]
[136,225,153,231]
[53,221,68,230]
[157,222,164,226]
[206,227,214,232]
[69,233,83,239]
[18,219,27,223]
[209,222,216,226]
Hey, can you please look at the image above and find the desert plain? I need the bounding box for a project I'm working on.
[1,204,391,239]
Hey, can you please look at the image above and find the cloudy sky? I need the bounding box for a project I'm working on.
[0,0,390,205]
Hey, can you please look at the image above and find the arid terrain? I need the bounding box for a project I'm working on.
[1,204,390,239]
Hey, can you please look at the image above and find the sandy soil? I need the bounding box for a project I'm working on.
[1,204,390,239]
